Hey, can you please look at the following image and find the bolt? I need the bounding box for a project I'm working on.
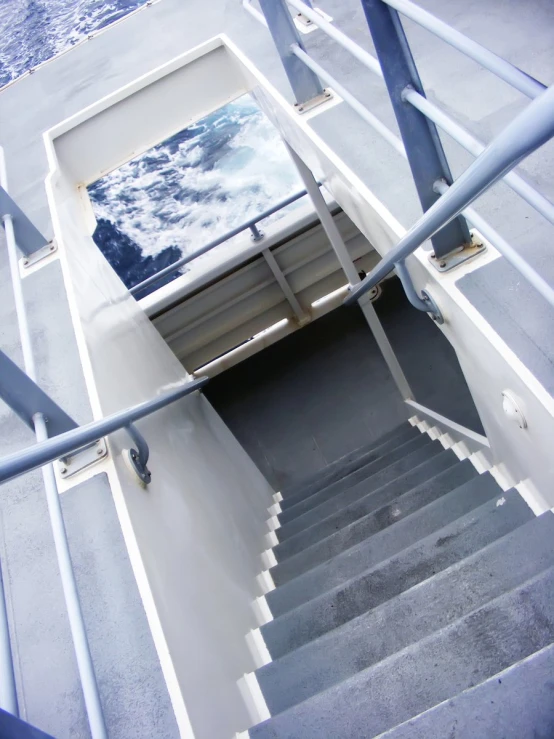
[439,261,447,268]
[97,447,104,456]
[49,244,55,252]
[60,466,67,474]
[22,259,29,266]
[87,34,94,40]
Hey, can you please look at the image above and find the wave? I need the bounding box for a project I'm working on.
[2,3,299,296]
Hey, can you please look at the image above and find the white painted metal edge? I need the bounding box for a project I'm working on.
[261,549,278,570]
[237,672,271,725]
[256,569,276,594]
[245,628,272,669]
[405,400,489,449]
[252,596,273,627]
[42,136,196,739]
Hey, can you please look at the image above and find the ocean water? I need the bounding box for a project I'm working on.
[88,95,302,295]
[1,1,299,296]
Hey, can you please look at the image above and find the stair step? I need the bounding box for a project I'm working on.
[280,425,418,509]
[251,566,554,738]
[262,486,531,658]
[257,512,554,714]
[272,451,466,569]
[277,437,439,536]
[267,471,504,614]
[375,642,554,739]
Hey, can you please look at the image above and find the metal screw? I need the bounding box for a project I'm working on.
[439,261,447,268]
[96,447,103,456]
[49,244,55,252]
[22,259,29,266]
[60,466,67,474]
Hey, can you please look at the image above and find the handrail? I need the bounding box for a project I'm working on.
[289,45,554,308]
[2,147,108,735]
[285,0,383,78]
[291,45,405,156]
[253,0,554,311]
[346,83,554,304]
[433,180,554,308]
[383,0,546,100]
[130,186,313,297]
[287,2,554,231]
[0,376,208,485]
[401,88,554,226]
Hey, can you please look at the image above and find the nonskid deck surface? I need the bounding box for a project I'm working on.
[248,423,554,738]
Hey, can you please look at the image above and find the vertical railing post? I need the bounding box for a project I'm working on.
[359,0,471,258]
[258,0,324,104]
[285,143,414,401]
[1,152,108,738]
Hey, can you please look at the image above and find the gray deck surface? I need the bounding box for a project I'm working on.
[0,0,553,394]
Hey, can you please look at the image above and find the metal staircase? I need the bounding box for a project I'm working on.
[248,423,554,738]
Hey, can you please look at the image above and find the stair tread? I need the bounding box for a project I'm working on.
[280,425,417,509]
[257,512,554,714]
[375,641,554,739]
[277,437,440,537]
[267,471,505,615]
[272,452,469,576]
[262,486,531,658]
[251,566,554,738]
[279,433,432,525]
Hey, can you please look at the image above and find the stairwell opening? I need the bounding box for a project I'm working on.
[204,276,484,489]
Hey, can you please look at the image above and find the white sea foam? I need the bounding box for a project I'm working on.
[88,95,302,260]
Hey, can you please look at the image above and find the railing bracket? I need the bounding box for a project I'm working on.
[294,89,333,114]
[429,233,486,273]
[293,7,333,35]
[125,449,152,485]
[21,240,57,269]
[57,438,108,479]
[420,289,444,324]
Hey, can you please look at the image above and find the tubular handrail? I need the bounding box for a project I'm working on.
[286,0,383,78]
[289,45,554,307]
[0,376,208,485]
[383,0,546,100]
[252,0,554,311]
[346,83,554,304]
[401,88,554,226]
[291,45,406,156]
[433,180,554,308]
[130,186,314,297]
[261,0,554,236]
